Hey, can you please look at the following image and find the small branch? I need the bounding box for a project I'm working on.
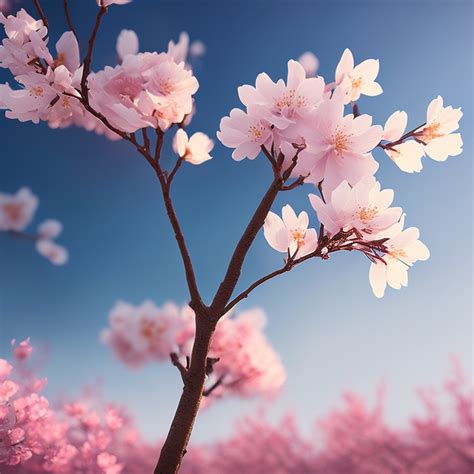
[261,145,279,177]
[205,357,220,376]
[378,122,427,150]
[203,376,224,397]
[170,353,188,383]
[281,174,308,191]
[223,261,294,313]
[352,103,360,117]
[81,5,107,103]
[167,157,183,185]
[141,128,151,153]
[33,0,49,29]
[63,0,78,40]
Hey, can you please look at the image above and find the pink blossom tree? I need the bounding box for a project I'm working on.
[0,1,465,472]
[1,343,472,472]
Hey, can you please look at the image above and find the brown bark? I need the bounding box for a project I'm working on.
[154,313,216,473]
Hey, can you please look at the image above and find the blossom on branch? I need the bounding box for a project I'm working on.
[418,95,463,162]
[369,216,430,298]
[173,129,214,165]
[0,187,38,231]
[308,177,402,238]
[0,188,68,266]
[101,302,285,403]
[264,204,317,257]
[335,48,383,104]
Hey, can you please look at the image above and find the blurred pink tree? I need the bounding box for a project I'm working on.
[1,343,472,473]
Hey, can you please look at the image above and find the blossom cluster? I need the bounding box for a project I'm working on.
[0,339,156,473]
[2,340,471,473]
[183,363,473,473]
[101,301,286,402]
[0,187,68,265]
[217,49,462,297]
[0,7,211,147]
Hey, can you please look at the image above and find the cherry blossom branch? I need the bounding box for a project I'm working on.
[167,157,183,185]
[63,0,78,40]
[203,376,224,397]
[80,5,107,103]
[33,0,49,29]
[378,123,427,150]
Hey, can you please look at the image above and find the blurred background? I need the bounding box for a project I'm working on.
[0,0,472,443]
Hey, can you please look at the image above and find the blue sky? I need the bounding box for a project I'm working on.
[0,0,472,442]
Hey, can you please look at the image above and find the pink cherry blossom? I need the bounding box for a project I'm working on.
[89,52,198,132]
[418,96,463,162]
[369,216,430,298]
[11,339,32,361]
[217,108,273,160]
[100,301,191,367]
[297,51,319,77]
[0,187,38,231]
[116,29,139,62]
[206,308,286,400]
[37,219,63,239]
[238,59,325,131]
[335,48,383,104]
[174,128,214,165]
[189,40,206,58]
[308,177,402,237]
[36,239,69,266]
[264,204,318,257]
[167,32,190,65]
[302,91,382,190]
[382,110,425,173]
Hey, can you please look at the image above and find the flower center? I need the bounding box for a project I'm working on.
[418,122,442,143]
[387,247,407,261]
[248,125,265,142]
[29,86,44,97]
[291,228,305,245]
[275,89,295,111]
[351,76,363,91]
[2,203,22,221]
[333,130,350,154]
[356,206,378,223]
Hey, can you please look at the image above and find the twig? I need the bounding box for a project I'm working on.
[203,376,224,397]
[170,353,188,383]
[80,5,107,103]
[33,0,49,29]
[167,157,183,185]
[63,0,78,40]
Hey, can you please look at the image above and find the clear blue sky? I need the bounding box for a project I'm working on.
[0,0,472,442]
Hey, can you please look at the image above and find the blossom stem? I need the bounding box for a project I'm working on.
[63,0,78,40]
[33,0,49,29]
[80,5,107,103]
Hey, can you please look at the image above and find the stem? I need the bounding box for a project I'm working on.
[63,0,78,40]
[154,314,216,474]
[33,0,49,29]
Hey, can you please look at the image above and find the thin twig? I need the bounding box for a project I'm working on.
[168,158,183,185]
[203,376,224,397]
[33,0,49,29]
[170,353,188,383]
[80,5,107,103]
[63,0,78,40]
